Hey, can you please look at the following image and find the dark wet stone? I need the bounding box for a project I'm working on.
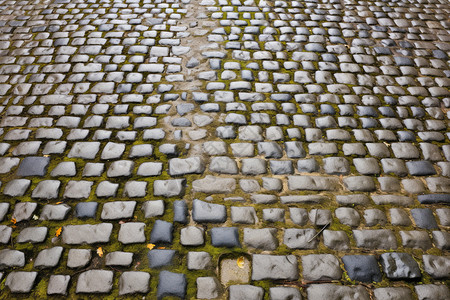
[75,202,98,218]
[433,50,448,59]
[16,157,50,176]
[147,250,176,268]
[210,227,240,248]
[342,255,382,282]
[173,200,188,223]
[397,131,416,142]
[374,47,392,55]
[157,271,186,300]
[418,194,450,205]
[150,220,173,244]
[406,161,436,176]
[411,208,438,229]
[394,56,414,66]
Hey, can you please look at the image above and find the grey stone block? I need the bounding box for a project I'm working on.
[47,275,70,295]
[302,254,342,281]
[76,270,113,293]
[119,272,150,295]
[157,271,186,300]
[252,254,298,280]
[5,272,37,293]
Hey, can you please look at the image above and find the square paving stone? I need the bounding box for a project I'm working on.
[406,161,436,176]
[302,254,342,281]
[415,284,450,300]
[64,180,93,199]
[12,202,37,222]
[47,275,70,295]
[342,255,382,282]
[119,271,150,295]
[118,222,146,244]
[210,227,240,248]
[307,284,370,300]
[380,253,421,279]
[197,277,222,299]
[75,202,98,218]
[252,254,298,281]
[411,208,438,229]
[40,204,71,221]
[0,226,12,244]
[150,220,173,244]
[173,200,188,223]
[31,180,60,199]
[76,270,113,293]
[147,249,176,268]
[0,203,9,222]
[101,201,136,220]
[67,249,91,269]
[96,181,118,197]
[244,228,278,251]
[269,287,301,300]
[323,230,350,250]
[373,287,413,300]
[34,246,63,269]
[3,179,30,196]
[17,227,47,243]
[105,251,133,267]
[229,285,264,300]
[192,199,227,223]
[16,156,50,176]
[187,251,212,270]
[0,249,25,269]
[180,226,204,246]
[5,271,37,293]
[157,271,186,300]
[422,255,450,279]
[141,200,165,218]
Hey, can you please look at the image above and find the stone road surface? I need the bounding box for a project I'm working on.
[0,0,449,298]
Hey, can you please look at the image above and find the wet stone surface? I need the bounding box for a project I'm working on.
[0,0,448,298]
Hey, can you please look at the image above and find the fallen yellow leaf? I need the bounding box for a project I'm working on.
[97,247,103,257]
[237,256,245,268]
[157,247,165,249]
[11,218,16,224]
[55,227,62,237]
[147,244,155,250]
[55,202,62,205]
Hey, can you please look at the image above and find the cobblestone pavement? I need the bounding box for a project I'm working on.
[0,0,448,298]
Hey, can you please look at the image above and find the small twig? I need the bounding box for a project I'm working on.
[307,221,330,243]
